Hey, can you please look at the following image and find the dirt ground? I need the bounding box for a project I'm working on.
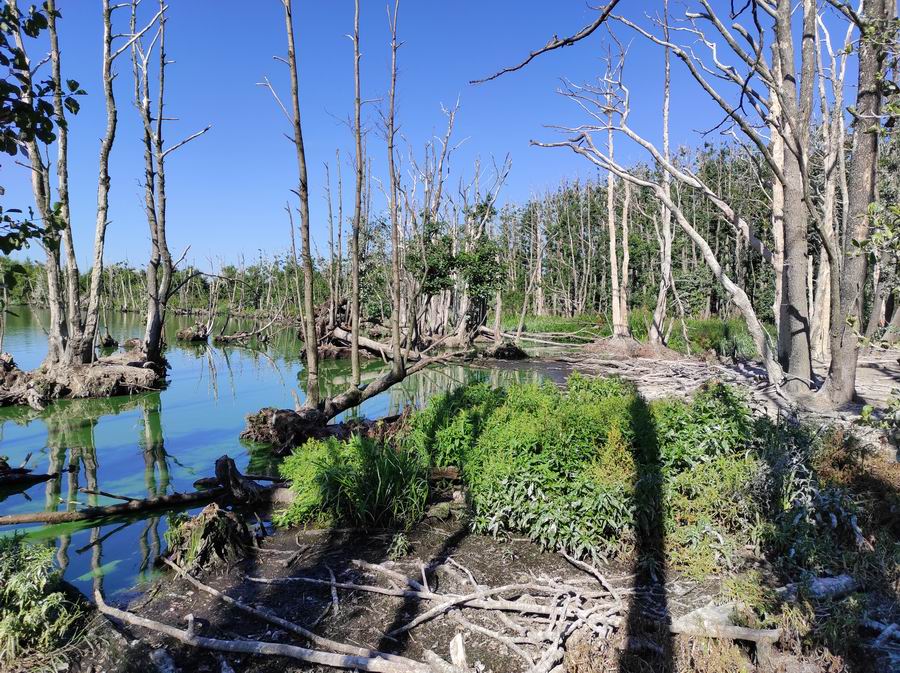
[68,512,741,673]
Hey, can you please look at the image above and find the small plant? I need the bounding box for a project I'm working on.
[387,532,411,560]
[860,389,900,446]
[0,535,83,666]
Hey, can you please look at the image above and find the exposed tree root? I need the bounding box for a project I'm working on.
[0,351,163,411]
[165,503,256,570]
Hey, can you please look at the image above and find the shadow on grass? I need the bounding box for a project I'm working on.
[619,395,673,672]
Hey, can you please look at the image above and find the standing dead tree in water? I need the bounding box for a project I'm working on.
[279,0,320,408]
[1,0,165,406]
[130,0,210,364]
[246,0,492,449]
[11,0,162,369]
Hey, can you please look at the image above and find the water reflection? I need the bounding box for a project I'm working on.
[0,308,547,597]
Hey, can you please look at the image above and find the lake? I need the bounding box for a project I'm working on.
[0,308,543,600]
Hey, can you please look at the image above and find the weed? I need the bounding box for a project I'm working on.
[0,534,83,666]
[387,532,411,560]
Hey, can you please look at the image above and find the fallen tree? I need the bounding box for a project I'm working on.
[0,456,282,526]
[242,353,462,451]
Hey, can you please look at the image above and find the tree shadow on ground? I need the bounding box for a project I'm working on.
[619,395,674,672]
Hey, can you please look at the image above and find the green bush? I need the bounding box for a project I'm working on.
[0,535,82,666]
[273,435,428,530]
[651,382,753,471]
[274,374,888,588]
[406,375,766,570]
[667,317,759,359]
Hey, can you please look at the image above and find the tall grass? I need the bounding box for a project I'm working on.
[273,435,429,530]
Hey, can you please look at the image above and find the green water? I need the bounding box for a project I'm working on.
[0,308,542,600]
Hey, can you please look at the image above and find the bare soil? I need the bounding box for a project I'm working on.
[67,515,726,673]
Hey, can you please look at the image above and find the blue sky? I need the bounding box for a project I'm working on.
[2,1,852,267]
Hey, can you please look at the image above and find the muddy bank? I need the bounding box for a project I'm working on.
[0,351,164,411]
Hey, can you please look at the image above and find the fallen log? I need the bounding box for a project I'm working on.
[330,326,423,362]
[0,467,56,488]
[0,488,227,526]
[0,455,285,526]
[213,307,284,345]
[93,589,433,673]
[475,325,572,348]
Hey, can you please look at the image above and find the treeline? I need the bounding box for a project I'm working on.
[6,138,896,351]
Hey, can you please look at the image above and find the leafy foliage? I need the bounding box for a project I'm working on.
[274,435,429,530]
[0,2,83,257]
[0,534,82,666]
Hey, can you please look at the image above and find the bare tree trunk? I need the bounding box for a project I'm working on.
[607,114,629,338]
[282,0,319,407]
[46,1,83,356]
[619,181,631,332]
[349,0,363,387]
[821,0,892,405]
[769,51,786,344]
[773,0,815,391]
[77,0,121,365]
[650,4,672,345]
[386,0,404,379]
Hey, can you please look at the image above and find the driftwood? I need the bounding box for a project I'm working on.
[213,307,284,345]
[329,326,423,361]
[0,455,281,526]
[475,325,571,348]
[161,558,426,668]
[0,487,227,526]
[94,590,433,673]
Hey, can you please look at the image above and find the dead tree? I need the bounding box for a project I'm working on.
[275,0,320,407]
[386,0,404,380]
[131,0,209,363]
[648,0,672,345]
[11,0,162,370]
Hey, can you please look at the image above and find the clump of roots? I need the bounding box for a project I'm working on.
[164,503,255,571]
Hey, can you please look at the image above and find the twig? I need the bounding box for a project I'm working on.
[561,552,621,602]
[448,611,534,666]
[94,587,430,673]
[160,558,420,667]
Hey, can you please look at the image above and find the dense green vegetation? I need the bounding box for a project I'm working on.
[276,376,898,585]
[274,434,429,530]
[272,374,899,668]
[0,535,83,666]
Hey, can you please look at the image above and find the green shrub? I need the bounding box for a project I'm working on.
[651,382,753,471]
[667,317,759,360]
[274,435,428,530]
[0,535,82,666]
